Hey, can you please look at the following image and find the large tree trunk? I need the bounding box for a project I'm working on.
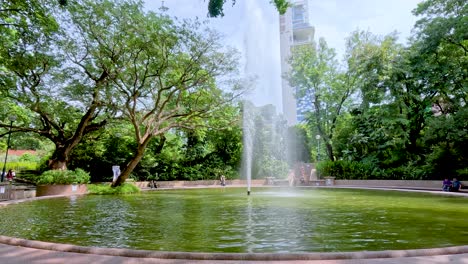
[405,101,426,156]
[45,102,106,171]
[48,145,72,170]
[111,136,152,187]
[325,140,335,161]
[49,159,67,170]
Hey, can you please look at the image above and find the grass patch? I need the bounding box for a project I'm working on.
[5,161,39,171]
[87,183,140,195]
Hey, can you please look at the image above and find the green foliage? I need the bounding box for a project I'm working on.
[36,168,90,185]
[322,0,467,180]
[289,37,362,161]
[3,161,38,172]
[1,0,114,170]
[242,102,292,179]
[286,125,312,164]
[318,160,427,180]
[2,0,465,183]
[337,106,409,166]
[421,109,468,179]
[207,0,290,17]
[87,183,140,195]
[260,156,289,178]
[271,0,291,14]
[318,160,375,180]
[67,120,243,183]
[19,153,39,162]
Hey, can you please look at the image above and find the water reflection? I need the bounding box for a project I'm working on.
[246,195,254,253]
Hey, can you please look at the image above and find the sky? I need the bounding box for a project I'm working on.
[144,0,422,111]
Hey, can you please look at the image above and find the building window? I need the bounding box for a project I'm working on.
[292,5,305,24]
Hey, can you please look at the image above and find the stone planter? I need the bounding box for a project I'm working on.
[36,184,88,197]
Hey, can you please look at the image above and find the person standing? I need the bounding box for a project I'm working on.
[6,169,14,182]
[220,175,226,186]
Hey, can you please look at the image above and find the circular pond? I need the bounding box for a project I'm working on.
[1,187,468,253]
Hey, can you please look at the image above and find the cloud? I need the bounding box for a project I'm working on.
[309,0,421,56]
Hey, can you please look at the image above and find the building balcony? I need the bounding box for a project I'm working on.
[293,22,313,31]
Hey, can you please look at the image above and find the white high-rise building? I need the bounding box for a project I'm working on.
[279,0,315,126]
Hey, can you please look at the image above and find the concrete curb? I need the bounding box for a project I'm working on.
[1,235,468,260]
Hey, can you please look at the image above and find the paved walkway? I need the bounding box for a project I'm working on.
[1,243,468,264]
[1,187,468,264]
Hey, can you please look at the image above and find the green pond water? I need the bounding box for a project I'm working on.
[0,187,468,253]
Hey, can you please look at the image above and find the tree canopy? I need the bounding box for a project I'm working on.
[206,0,290,17]
[289,0,467,180]
[1,0,244,184]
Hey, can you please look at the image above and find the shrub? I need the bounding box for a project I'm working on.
[36,168,91,185]
[318,160,430,180]
[318,160,375,179]
[87,183,140,195]
[19,153,39,162]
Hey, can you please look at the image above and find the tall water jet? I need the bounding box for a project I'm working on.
[241,1,282,195]
[242,102,255,195]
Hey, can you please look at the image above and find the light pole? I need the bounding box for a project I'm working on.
[1,115,17,182]
[315,134,321,162]
[316,134,321,179]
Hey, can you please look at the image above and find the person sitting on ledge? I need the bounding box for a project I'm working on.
[450,178,462,192]
[442,178,452,192]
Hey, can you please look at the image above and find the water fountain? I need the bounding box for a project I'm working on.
[242,102,254,195]
[241,1,285,195]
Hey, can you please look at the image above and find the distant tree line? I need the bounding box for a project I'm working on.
[1,0,465,183]
[288,0,467,180]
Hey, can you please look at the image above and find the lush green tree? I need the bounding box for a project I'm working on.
[411,0,467,113]
[422,108,468,179]
[334,31,412,163]
[68,115,243,182]
[242,102,290,179]
[0,0,58,140]
[289,37,362,161]
[327,0,467,179]
[344,31,402,109]
[381,0,467,157]
[0,0,59,57]
[285,124,311,165]
[206,0,290,17]
[0,0,134,170]
[411,0,468,178]
[175,121,242,181]
[96,3,243,186]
